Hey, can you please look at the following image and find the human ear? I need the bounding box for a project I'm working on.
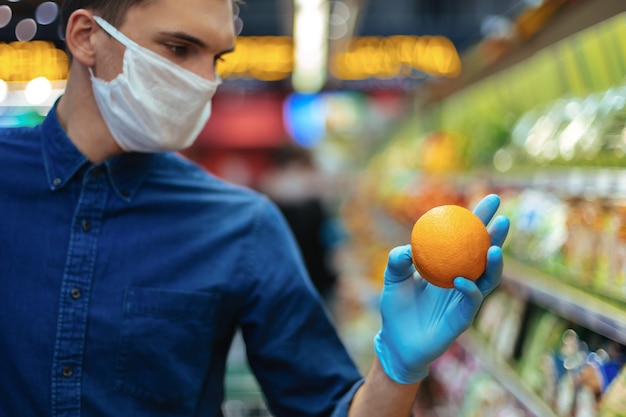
[64,9,99,67]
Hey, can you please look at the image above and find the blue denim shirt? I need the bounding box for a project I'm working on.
[0,106,363,417]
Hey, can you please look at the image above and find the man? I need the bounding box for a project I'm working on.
[0,0,510,416]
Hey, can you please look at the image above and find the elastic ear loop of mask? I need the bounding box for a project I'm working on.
[92,15,222,88]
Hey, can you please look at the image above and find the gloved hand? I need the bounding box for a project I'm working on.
[374,194,510,384]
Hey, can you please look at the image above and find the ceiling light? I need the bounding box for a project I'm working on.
[292,0,330,93]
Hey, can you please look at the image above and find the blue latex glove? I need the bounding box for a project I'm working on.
[374,194,510,384]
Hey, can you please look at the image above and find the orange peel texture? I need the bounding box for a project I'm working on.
[410,205,491,288]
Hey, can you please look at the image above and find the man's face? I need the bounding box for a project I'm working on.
[93,0,236,82]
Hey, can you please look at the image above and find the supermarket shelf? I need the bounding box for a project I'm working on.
[458,330,559,417]
[503,256,626,345]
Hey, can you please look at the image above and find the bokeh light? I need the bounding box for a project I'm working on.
[0,5,12,29]
[35,2,59,25]
[329,1,350,40]
[15,18,37,41]
[234,16,244,36]
[25,77,52,105]
[0,79,8,104]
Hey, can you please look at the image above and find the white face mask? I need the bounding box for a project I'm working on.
[90,16,221,153]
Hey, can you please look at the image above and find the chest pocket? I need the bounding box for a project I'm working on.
[114,287,220,409]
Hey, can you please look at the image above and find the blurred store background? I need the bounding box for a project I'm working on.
[3,0,626,416]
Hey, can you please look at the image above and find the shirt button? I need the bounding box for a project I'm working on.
[92,166,104,178]
[70,288,81,300]
[53,178,62,186]
[62,367,73,378]
[82,220,92,232]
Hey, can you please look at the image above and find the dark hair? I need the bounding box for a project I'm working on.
[60,0,150,34]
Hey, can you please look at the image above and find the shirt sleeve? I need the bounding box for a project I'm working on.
[330,379,365,417]
[238,196,363,417]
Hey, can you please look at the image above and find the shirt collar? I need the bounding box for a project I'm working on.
[104,151,154,202]
[41,102,155,203]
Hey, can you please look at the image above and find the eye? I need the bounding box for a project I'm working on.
[164,43,188,56]
[214,53,228,65]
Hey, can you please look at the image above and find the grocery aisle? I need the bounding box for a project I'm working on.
[336,7,626,417]
[213,5,626,416]
[2,1,626,416]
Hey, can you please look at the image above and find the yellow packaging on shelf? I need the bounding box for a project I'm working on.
[599,365,626,417]
[607,202,626,302]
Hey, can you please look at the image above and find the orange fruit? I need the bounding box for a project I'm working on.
[410,204,491,288]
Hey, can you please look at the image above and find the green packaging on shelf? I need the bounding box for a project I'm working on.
[475,288,525,361]
[518,309,568,396]
[599,364,626,417]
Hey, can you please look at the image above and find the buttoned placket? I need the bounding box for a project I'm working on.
[51,165,109,417]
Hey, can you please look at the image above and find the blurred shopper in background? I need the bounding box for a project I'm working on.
[0,0,509,416]
[259,144,340,303]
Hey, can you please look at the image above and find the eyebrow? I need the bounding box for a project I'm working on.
[159,31,208,48]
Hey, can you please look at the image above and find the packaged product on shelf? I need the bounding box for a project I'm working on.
[505,83,626,168]
[475,288,526,361]
[417,131,466,174]
[562,196,602,288]
[429,343,481,405]
[553,330,588,417]
[579,350,624,403]
[607,198,626,302]
[505,189,568,274]
[384,174,467,226]
[458,372,528,417]
[598,364,626,417]
[475,290,509,340]
[517,308,568,400]
[573,386,597,417]
[594,194,618,293]
[544,330,625,417]
[495,295,526,362]
[595,85,626,166]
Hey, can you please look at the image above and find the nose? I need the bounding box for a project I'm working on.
[201,67,219,83]
[194,58,219,82]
